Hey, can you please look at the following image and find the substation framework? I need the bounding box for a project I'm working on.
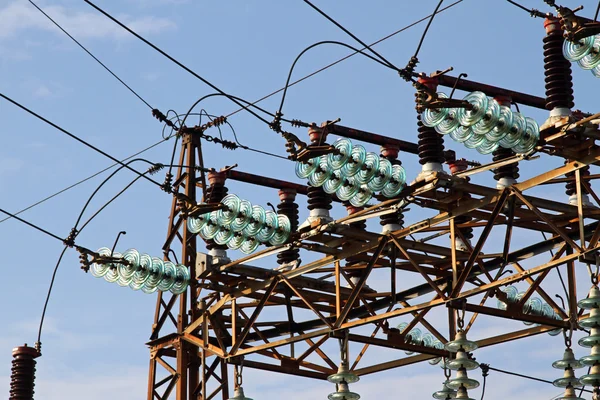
[145,13,600,400]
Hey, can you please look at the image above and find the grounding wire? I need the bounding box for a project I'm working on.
[224,0,463,120]
[26,0,154,110]
[505,0,547,17]
[84,0,273,127]
[277,40,400,116]
[301,0,400,70]
[0,92,163,188]
[412,0,444,59]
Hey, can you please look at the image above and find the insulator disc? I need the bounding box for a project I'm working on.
[323,169,344,194]
[227,233,246,250]
[577,37,600,69]
[472,98,500,135]
[230,200,253,232]
[435,109,460,135]
[456,91,488,126]
[241,238,260,254]
[336,176,360,201]
[213,227,235,245]
[157,261,176,292]
[295,157,319,179]
[592,64,600,77]
[464,132,486,149]
[308,155,332,187]
[422,92,450,127]
[90,247,112,277]
[256,210,279,243]
[269,214,291,246]
[170,265,190,295]
[449,125,474,143]
[217,194,241,225]
[142,257,165,294]
[367,157,392,192]
[485,105,513,142]
[563,35,595,61]
[117,249,140,287]
[103,251,121,283]
[129,253,151,290]
[476,138,499,154]
[355,152,380,184]
[512,117,539,154]
[404,327,422,355]
[499,111,526,149]
[428,340,444,365]
[327,138,353,171]
[340,144,366,177]
[187,214,209,234]
[242,205,266,237]
[199,211,220,239]
[381,165,406,198]
[350,186,373,207]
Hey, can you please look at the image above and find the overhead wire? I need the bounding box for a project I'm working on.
[595,1,600,21]
[0,92,163,188]
[486,364,593,393]
[412,0,445,59]
[26,0,153,110]
[505,0,547,17]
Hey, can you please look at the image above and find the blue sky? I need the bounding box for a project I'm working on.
[2,0,600,399]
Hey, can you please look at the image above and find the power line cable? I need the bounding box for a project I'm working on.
[301,0,400,70]
[224,0,463,120]
[0,92,163,188]
[505,0,547,17]
[0,207,70,244]
[26,0,153,110]
[486,365,593,393]
[84,0,273,127]
[412,0,445,59]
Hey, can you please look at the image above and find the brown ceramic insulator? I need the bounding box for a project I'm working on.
[277,189,300,265]
[565,165,590,196]
[9,345,39,400]
[543,17,575,111]
[379,145,404,227]
[205,179,228,252]
[416,77,446,166]
[492,147,520,182]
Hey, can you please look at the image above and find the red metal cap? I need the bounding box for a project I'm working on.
[380,144,400,159]
[12,345,40,359]
[278,188,297,201]
[544,16,561,34]
[494,95,512,107]
[207,170,226,186]
[308,125,327,143]
[345,204,363,215]
[447,159,469,174]
[417,76,438,91]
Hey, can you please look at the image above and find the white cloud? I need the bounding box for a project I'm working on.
[0,2,176,40]
[34,84,52,98]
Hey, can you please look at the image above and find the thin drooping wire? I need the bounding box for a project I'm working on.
[225,0,463,120]
[486,365,593,393]
[595,1,600,21]
[505,0,546,17]
[301,0,400,70]
[26,0,153,110]
[412,0,444,58]
[37,173,147,345]
[277,40,398,115]
[480,371,487,400]
[0,136,169,225]
[0,92,162,188]
[540,231,570,303]
[0,207,68,243]
[84,0,272,126]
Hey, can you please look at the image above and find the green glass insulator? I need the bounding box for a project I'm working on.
[242,205,266,237]
[486,105,513,142]
[227,233,246,250]
[445,331,478,352]
[200,211,221,240]
[435,109,460,135]
[90,247,112,278]
[117,248,140,287]
[336,176,360,201]
[429,340,444,365]
[404,327,422,355]
[240,238,260,254]
[328,391,360,400]
[432,380,457,400]
[218,194,241,225]
[269,214,291,246]
[103,251,122,283]
[323,169,344,194]
[170,265,189,295]
[213,227,235,245]
[187,213,209,234]
[464,132,486,149]
[295,157,319,179]
[578,37,600,70]
[593,64,600,77]
[355,152,380,184]
[230,200,253,232]
[327,138,353,171]
[563,35,595,61]
[308,155,332,187]
[578,286,600,309]
[512,117,539,154]
[129,253,151,291]
[157,261,176,292]
[472,98,500,135]
[255,210,278,243]
[456,91,488,127]
[340,145,367,177]
[553,348,584,370]
[142,257,165,294]
[446,350,480,371]
[422,92,450,127]
[381,165,406,198]
[476,138,499,155]
[499,111,526,149]
[450,125,474,143]
[579,334,600,348]
[349,186,373,207]
[366,158,392,192]
[446,376,480,391]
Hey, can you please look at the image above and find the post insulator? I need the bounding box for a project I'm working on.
[345,204,366,271]
[492,146,520,182]
[306,126,332,214]
[416,77,446,167]
[205,171,228,252]
[277,189,300,265]
[448,160,473,245]
[9,344,40,400]
[543,17,575,111]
